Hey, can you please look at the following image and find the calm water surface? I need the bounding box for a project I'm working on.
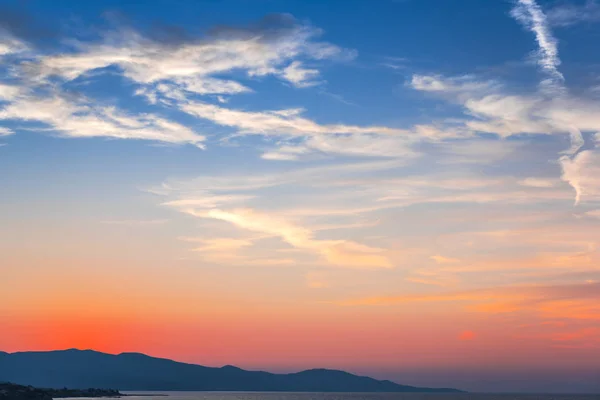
[116,392,600,400]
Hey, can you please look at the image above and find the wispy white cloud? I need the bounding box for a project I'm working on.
[0,14,361,151]
[410,74,499,99]
[584,209,600,219]
[317,90,357,106]
[547,0,600,27]
[29,15,352,90]
[280,61,321,87]
[176,236,302,266]
[184,208,392,269]
[261,145,308,161]
[0,30,27,57]
[407,4,600,209]
[380,56,409,72]
[152,159,406,200]
[560,149,600,205]
[163,195,257,209]
[155,160,423,268]
[178,100,422,159]
[179,237,254,252]
[0,126,13,136]
[0,92,206,147]
[154,150,581,272]
[410,74,600,138]
[181,101,407,137]
[170,77,251,96]
[436,139,521,164]
[259,134,420,160]
[518,177,557,188]
[561,127,585,156]
[3,26,208,148]
[0,83,22,101]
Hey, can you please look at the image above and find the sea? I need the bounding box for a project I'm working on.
[64,392,600,400]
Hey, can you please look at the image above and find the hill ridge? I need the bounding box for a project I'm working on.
[0,349,463,393]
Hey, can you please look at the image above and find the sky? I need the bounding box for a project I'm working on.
[1,0,600,393]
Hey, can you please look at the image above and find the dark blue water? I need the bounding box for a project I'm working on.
[114,392,600,400]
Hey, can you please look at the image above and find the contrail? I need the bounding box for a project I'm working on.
[511,0,564,89]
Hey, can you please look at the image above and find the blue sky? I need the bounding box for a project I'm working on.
[2,0,600,393]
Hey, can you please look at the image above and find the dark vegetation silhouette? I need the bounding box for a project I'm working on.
[0,382,121,399]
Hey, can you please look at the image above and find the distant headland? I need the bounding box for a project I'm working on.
[0,349,464,393]
[0,382,122,399]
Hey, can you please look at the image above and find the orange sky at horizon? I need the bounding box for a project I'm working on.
[3,255,599,374]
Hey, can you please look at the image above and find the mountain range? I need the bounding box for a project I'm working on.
[0,349,462,393]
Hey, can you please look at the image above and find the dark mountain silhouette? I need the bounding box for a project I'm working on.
[0,349,462,393]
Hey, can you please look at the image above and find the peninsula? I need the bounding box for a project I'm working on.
[0,382,122,399]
